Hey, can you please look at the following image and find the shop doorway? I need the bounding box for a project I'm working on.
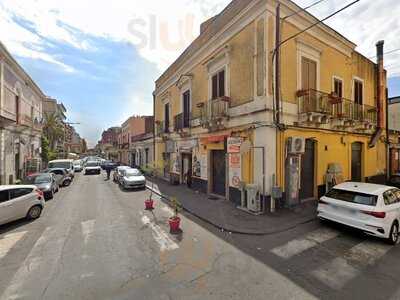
[299,139,315,200]
[181,153,192,187]
[211,150,226,197]
[351,142,362,181]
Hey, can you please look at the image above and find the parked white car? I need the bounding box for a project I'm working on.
[48,159,75,179]
[120,168,146,190]
[84,161,101,175]
[73,160,83,172]
[318,182,400,245]
[0,185,45,226]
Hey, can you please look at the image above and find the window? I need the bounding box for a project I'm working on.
[383,189,400,205]
[15,95,20,124]
[9,188,33,200]
[164,103,170,132]
[145,148,149,165]
[354,79,363,105]
[183,90,190,128]
[301,57,317,90]
[0,190,9,203]
[212,70,225,99]
[326,189,377,206]
[333,78,343,98]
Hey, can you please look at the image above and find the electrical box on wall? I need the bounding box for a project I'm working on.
[287,137,305,154]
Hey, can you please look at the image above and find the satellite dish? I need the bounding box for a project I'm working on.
[240,140,252,154]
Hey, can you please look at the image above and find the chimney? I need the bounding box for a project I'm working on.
[376,40,384,129]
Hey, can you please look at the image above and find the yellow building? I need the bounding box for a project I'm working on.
[153,0,387,208]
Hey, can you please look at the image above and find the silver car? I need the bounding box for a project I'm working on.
[120,169,146,190]
[0,185,45,225]
[23,173,59,200]
[113,166,130,183]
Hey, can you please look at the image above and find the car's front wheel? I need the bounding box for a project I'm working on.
[388,222,399,245]
[45,190,54,200]
[27,205,42,220]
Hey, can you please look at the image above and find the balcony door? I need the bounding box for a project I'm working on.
[183,90,190,128]
[301,57,317,112]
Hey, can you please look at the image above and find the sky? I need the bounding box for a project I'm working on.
[0,0,399,147]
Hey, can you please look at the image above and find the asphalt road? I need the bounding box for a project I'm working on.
[0,172,316,300]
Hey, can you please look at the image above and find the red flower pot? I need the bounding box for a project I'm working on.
[145,199,154,210]
[169,216,181,233]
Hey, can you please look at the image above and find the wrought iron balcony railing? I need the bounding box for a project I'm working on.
[174,113,191,131]
[297,89,377,125]
[199,96,230,125]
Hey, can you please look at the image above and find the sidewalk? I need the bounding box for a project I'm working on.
[146,177,317,235]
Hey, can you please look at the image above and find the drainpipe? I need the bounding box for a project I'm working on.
[153,91,156,174]
[369,41,385,149]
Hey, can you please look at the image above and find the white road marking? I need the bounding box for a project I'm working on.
[312,257,359,290]
[81,219,95,245]
[345,240,391,266]
[0,231,27,260]
[141,214,179,252]
[270,228,339,259]
[0,224,71,300]
[312,240,392,290]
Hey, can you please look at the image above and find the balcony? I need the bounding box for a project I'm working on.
[297,89,377,130]
[155,120,169,136]
[174,113,191,132]
[199,96,230,131]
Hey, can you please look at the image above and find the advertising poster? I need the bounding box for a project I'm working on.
[229,153,241,187]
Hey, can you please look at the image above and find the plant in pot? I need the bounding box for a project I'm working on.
[145,183,155,210]
[169,197,182,234]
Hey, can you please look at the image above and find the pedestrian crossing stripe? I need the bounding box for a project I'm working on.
[0,231,27,260]
[270,227,339,259]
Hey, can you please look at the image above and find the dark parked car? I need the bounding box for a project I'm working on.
[388,174,400,188]
[43,168,72,187]
[22,173,58,200]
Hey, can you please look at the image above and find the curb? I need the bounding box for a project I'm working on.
[146,184,316,236]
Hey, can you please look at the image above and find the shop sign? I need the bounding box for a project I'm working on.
[229,153,241,188]
[227,137,242,153]
[178,139,198,152]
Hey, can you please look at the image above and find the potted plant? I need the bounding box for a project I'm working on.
[145,182,155,210]
[168,197,182,233]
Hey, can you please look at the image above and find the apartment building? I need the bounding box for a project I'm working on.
[153,0,387,207]
[0,42,45,183]
[389,96,400,174]
[129,116,154,169]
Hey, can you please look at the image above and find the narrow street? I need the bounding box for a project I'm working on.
[0,172,314,300]
[1,172,400,299]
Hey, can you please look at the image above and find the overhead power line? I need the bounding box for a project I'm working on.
[276,0,360,51]
[369,48,400,59]
[282,0,328,20]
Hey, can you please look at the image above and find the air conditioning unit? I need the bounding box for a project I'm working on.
[287,137,305,154]
[246,184,261,213]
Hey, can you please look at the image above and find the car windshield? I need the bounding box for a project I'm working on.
[326,189,378,206]
[73,161,81,166]
[48,162,71,169]
[86,162,98,167]
[125,169,142,177]
[24,174,51,184]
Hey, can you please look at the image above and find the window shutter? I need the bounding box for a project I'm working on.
[212,74,218,99]
[218,70,225,97]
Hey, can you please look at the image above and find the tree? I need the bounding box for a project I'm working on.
[41,136,50,163]
[81,138,88,153]
[43,112,65,151]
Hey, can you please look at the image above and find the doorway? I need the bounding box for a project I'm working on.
[299,139,315,200]
[351,142,362,182]
[211,150,226,197]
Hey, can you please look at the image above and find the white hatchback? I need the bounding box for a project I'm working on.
[318,182,400,245]
[0,185,45,226]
